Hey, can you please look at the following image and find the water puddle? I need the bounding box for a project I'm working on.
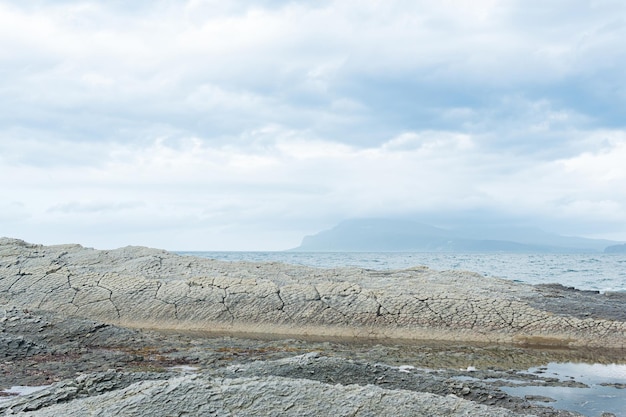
[169,365,200,374]
[0,385,51,402]
[502,363,626,417]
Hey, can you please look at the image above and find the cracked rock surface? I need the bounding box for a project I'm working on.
[2,238,625,349]
[1,238,625,348]
[1,371,533,417]
[0,306,623,417]
[2,270,622,416]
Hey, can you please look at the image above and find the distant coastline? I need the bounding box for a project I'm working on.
[605,243,626,253]
[292,218,622,253]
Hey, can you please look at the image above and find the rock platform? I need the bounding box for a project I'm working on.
[2,238,625,416]
[1,369,531,417]
[1,238,624,349]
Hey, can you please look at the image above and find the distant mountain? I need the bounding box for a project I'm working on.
[604,244,626,253]
[291,218,620,253]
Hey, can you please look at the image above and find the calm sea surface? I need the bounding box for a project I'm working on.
[179,252,626,293]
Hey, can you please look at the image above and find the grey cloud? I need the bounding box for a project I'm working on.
[3,0,625,151]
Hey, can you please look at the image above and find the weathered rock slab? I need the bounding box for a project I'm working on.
[1,238,624,348]
[1,372,531,417]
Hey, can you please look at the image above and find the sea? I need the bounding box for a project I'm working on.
[179,251,626,293]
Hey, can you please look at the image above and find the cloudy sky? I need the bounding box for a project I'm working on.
[1,0,625,250]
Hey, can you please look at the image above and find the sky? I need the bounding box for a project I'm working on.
[1,0,625,250]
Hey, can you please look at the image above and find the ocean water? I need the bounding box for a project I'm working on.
[180,252,626,293]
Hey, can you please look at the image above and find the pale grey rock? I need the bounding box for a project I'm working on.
[0,371,171,414]
[2,373,531,417]
[1,238,624,348]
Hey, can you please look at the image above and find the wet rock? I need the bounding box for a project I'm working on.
[217,353,584,416]
[599,382,626,389]
[0,304,605,417]
[0,335,48,360]
[529,284,626,321]
[524,395,556,403]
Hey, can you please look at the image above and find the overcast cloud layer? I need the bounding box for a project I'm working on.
[1,0,625,250]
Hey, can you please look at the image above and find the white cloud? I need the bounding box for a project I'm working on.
[558,132,626,184]
[381,131,474,153]
[2,125,620,248]
[47,201,146,214]
[0,202,30,222]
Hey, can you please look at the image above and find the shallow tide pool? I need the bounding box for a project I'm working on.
[501,362,626,417]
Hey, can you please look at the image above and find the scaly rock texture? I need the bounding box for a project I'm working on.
[0,371,531,417]
[1,238,624,348]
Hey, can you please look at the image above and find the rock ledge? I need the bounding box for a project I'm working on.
[1,238,624,348]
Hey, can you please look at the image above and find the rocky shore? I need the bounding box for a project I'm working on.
[1,238,624,416]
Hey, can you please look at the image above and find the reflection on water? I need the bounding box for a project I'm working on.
[502,363,626,417]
